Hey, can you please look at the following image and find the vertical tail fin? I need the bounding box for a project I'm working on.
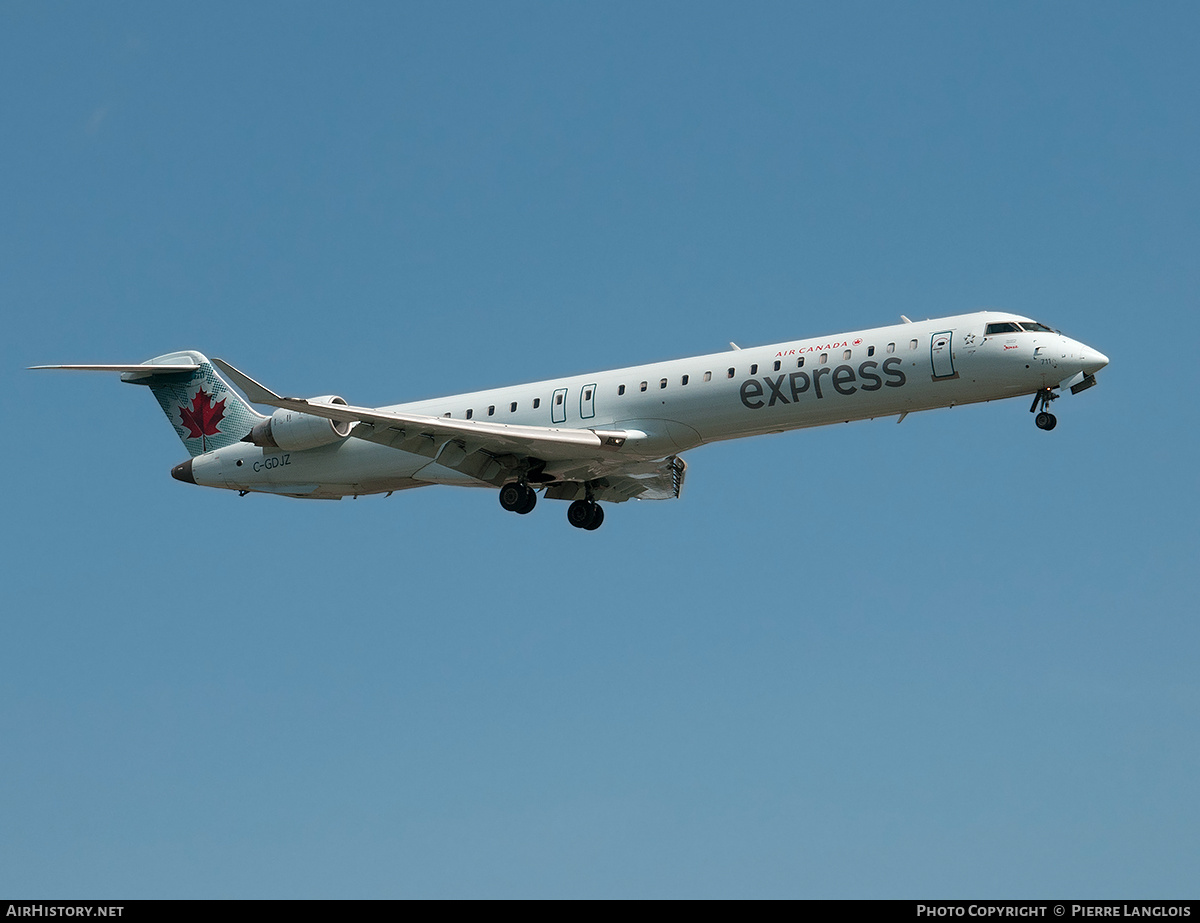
[135,351,265,456]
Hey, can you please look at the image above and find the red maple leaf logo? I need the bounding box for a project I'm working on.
[179,388,226,446]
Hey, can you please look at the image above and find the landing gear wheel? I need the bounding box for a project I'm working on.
[1030,388,1059,431]
[567,499,603,530]
[499,482,537,514]
[567,499,592,528]
[499,483,523,512]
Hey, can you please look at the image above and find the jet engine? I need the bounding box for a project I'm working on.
[244,396,353,451]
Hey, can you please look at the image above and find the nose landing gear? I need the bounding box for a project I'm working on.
[499,482,537,514]
[1030,388,1058,431]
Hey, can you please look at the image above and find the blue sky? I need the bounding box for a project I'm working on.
[3,1,1197,898]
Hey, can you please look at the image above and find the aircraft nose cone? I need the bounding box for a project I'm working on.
[171,459,195,484]
[1082,346,1109,374]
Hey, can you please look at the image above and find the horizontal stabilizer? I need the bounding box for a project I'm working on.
[30,363,200,378]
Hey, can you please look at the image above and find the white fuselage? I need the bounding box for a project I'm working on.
[190,310,1108,498]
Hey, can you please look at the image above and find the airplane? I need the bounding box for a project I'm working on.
[33,310,1108,530]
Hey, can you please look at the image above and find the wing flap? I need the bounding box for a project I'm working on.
[543,456,687,504]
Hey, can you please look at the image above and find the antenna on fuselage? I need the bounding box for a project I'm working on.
[729,342,741,350]
[900,315,913,324]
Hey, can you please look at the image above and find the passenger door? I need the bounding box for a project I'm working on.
[931,331,957,380]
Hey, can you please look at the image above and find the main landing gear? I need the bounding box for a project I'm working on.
[1030,388,1058,431]
[498,482,537,515]
[567,499,604,531]
[499,482,606,529]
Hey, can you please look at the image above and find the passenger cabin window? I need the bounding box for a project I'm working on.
[533,398,541,409]
[704,371,712,381]
[843,349,852,360]
[510,402,517,412]
[443,412,451,418]
[985,322,1022,335]
[887,343,895,354]
[797,357,805,368]
[773,360,781,371]
[659,378,667,389]
[555,394,563,405]
[819,353,828,365]
[750,364,758,375]
[909,339,918,350]
[584,388,592,400]
[466,409,473,419]
[488,405,495,416]
[618,384,626,395]
[640,381,648,392]
[727,368,735,378]
[867,346,875,357]
[681,374,689,385]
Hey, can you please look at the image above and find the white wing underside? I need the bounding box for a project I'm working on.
[212,358,686,503]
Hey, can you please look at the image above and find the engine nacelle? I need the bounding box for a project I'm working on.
[245,396,352,451]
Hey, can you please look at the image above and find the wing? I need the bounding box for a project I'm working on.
[212,358,686,502]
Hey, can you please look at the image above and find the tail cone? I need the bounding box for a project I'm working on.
[171,459,195,484]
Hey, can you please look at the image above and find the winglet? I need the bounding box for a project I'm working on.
[212,357,284,405]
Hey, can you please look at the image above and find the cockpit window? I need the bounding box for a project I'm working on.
[1019,322,1053,332]
[985,322,1021,335]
